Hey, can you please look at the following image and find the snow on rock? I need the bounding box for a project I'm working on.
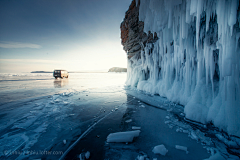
[175,145,189,154]
[121,0,240,137]
[152,144,168,156]
[106,130,140,143]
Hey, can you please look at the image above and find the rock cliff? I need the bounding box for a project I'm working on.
[120,0,158,59]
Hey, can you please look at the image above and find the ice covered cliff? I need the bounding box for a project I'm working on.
[121,0,240,137]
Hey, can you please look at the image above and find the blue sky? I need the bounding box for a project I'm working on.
[0,0,131,73]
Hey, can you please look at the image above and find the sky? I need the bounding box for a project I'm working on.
[0,0,131,73]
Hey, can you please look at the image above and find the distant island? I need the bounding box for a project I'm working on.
[108,67,127,72]
[31,71,52,73]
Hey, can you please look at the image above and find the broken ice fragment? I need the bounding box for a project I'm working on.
[125,119,132,123]
[85,151,90,159]
[152,144,168,156]
[175,145,188,154]
[136,155,147,160]
[106,130,140,143]
[180,113,185,116]
[132,126,141,130]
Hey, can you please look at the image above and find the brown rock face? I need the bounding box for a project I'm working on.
[120,0,158,59]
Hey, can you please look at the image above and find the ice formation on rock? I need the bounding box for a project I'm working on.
[123,0,240,137]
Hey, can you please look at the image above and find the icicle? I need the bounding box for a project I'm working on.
[126,0,240,137]
[228,0,238,36]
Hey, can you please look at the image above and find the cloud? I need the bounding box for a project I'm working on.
[0,42,41,49]
[0,59,60,64]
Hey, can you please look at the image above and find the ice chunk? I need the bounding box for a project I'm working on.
[125,119,132,123]
[132,126,141,130]
[106,130,140,143]
[152,144,168,156]
[215,134,238,147]
[63,139,66,144]
[85,151,90,159]
[189,130,198,140]
[175,145,188,154]
[136,155,147,160]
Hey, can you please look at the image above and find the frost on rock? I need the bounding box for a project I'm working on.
[152,144,168,156]
[124,0,240,137]
[106,130,140,143]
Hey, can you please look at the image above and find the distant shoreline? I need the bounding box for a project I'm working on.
[108,67,127,72]
[31,71,52,73]
[30,71,109,73]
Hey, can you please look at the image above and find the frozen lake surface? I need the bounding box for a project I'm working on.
[0,73,239,160]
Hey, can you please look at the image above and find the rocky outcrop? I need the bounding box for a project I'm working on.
[120,0,158,59]
[108,67,127,72]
